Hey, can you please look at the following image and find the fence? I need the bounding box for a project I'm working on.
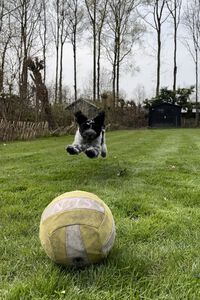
[0,119,49,141]
[181,118,197,128]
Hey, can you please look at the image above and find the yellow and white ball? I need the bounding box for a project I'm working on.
[39,191,115,267]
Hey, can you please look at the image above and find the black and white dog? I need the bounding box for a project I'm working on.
[66,110,107,158]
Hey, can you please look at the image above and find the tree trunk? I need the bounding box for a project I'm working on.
[59,40,64,104]
[173,27,177,92]
[195,47,199,126]
[0,69,3,92]
[93,0,97,101]
[20,0,28,105]
[0,0,4,33]
[42,0,47,83]
[20,53,28,105]
[116,29,120,104]
[55,0,60,103]
[156,28,161,97]
[72,0,78,102]
[173,5,177,92]
[97,30,101,101]
[0,40,9,92]
[20,53,28,102]
[112,36,117,108]
[73,29,77,102]
[112,64,116,109]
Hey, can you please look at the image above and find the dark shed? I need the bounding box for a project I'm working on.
[149,103,181,128]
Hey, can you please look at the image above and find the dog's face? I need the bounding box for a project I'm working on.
[75,111,105,141]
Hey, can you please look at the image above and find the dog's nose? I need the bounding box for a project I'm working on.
[88,131,94,137]
[83,129,96,140]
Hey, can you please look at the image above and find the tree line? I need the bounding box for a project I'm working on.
[0,0,200,126]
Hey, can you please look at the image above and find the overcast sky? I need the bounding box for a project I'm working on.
[46,0,195,102]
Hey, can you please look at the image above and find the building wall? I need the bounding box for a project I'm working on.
[149,104,181,128]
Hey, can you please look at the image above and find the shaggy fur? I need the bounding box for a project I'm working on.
[66,111,107,158]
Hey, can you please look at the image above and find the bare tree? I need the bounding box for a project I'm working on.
[99,67,112,94]
[65,0,84,101]
[96,0,108,101]
[85,0,97,101]
[133,83,146,104]
[10,0,42,105]
[0,0,4,34]
[142,0,169,97]
[27,57,56,129]
[38,0,48,83]
[0,1,13,93]
[166,0,182,91]
[58,0,70,104]
[103,0,142,106]
[55,0,60,103]
[183,0,200,125]
[51,0,72,103]
[85,0,110,101]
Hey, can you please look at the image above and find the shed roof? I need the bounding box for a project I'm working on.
[65,98,99,110]
[151,102,181,109]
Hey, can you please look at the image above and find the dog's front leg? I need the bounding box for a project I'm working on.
[66,130,83,155]
[85,146,101,158]
[66,144,82,155]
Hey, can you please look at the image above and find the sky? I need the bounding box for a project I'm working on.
[46,1,196,103]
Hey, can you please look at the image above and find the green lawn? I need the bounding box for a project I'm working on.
[1,129,200,299]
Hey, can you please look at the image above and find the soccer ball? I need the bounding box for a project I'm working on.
[39,190,115,267]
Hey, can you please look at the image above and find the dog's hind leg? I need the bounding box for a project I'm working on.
[100,129,107,158]
[101,144,107,158]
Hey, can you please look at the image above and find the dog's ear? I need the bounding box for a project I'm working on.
[94,111,105,126]
[74,111,88,125]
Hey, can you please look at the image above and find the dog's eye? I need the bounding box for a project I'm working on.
[92,123,100,130]
[81,123,90,130]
